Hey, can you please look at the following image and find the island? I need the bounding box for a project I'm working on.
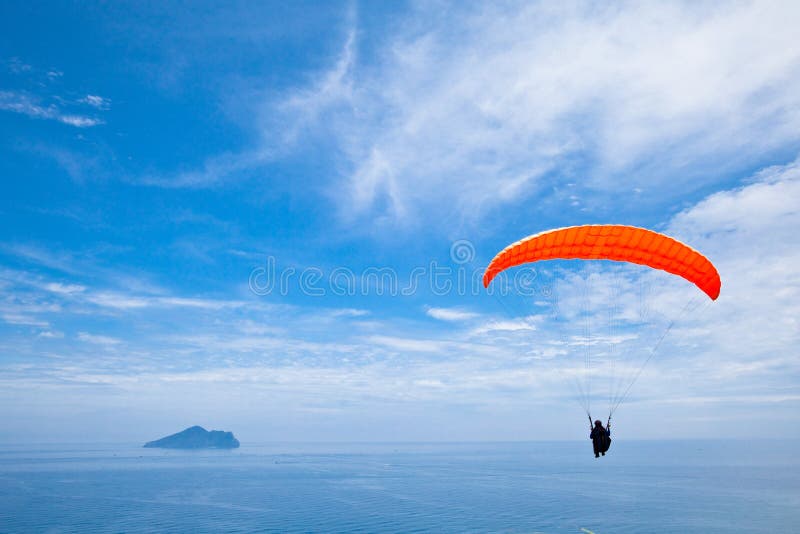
[143,425,240,449]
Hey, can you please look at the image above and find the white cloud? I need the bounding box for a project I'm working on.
[324,307,370,318]
[58,115,103,128]
[275,27,356,147]
[84,292,151,310]
[38,330,64,339]
[1,313,49,327]
[426,306,479,321]
[44,282,86,295]
[469,317,539,336]
[80,95,110,109]
[137,1,800,237]
[77,332,122,345]
[2,244,84,275]
[153,296,246,310]
[365,335,456,354]
[664,156,800,367]
[84,292,247,311]
[0,91,103,127]
[138,149,269,188]
[295,1,800,229]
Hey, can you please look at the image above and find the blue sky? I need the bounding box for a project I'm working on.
[1,1,799,443]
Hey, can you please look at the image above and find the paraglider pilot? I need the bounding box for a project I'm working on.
[590,419,611,458]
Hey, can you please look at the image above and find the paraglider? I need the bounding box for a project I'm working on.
[483,225,721,457]
[590,419,611,458]
[483,225,721,300]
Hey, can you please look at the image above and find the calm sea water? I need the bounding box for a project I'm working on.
[0,440,797,533]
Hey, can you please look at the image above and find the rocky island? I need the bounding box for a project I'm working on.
[143,426,240,449]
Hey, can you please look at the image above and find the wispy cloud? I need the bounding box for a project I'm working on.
[77,332,122,345]
[44,282,86,295]
[136,23,358,189]
[469,317,539,336]
[425,307,479,322]
[137,149,270,188]
[274,26,357,147]
[37,330,64,339]
[665,156,800,366]
[1,313,49,327]
[280,2,800,230]
[0,90,103,127]
[79,95,110,110]
[132,2,800,235]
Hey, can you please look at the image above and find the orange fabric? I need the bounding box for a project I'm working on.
[483,225,721,300]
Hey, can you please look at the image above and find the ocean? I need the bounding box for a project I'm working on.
[0,440,797,533]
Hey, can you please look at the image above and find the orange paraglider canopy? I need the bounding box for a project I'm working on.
[483,225,721,300]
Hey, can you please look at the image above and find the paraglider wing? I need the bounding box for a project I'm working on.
[483,225,721,300]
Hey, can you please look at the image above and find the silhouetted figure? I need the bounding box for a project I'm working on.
[590,419,611,458]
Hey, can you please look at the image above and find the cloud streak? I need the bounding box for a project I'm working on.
[0,90,104,127]
[425,307,479,322]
